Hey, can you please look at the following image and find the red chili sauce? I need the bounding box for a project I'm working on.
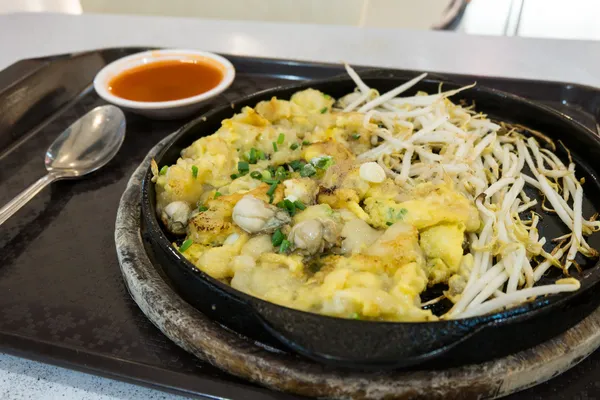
[108,59,224,102]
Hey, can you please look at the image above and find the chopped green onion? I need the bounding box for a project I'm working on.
[248,148,258,164]
[386,208,395,221]
[179,239,193,252]
[238,161,249,173]
[290,143,299,150]
[294,200,306,210]
[283,199,295,208]
[314,158,327,168]
[272,142,278,152]
[302,140,311,146]
[271,229,285,247]
[350,312,361,320]
[191,165,198,178]
[267,182,278,203]
[277,133,285,144]
[300,164,317,177]
[278,199,303,216]
[388,207,407,223]
[289,160,305,171]
[261,170,273,180]
[320,107,328,114]
[250,171,263,180]
[230,173,238,180]
[257,149,267,160]
[386,222,393,226]
[284,199,296,216]
[198,206,208,212]
[214,191,222,199]
[275,166,288,181]
[351,133,361,140]
[267,182,278,195]
[159,165,168,175]
[279,239,291,253]
[262,178,279,185]
[312,156,334,170]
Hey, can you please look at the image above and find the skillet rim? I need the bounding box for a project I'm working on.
[140,73,600,330]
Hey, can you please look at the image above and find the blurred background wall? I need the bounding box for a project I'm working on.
[1,0,599,40]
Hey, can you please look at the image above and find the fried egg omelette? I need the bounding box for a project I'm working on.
[152,88,480,322]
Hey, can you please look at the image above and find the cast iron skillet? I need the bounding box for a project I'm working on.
[141,72,600,369]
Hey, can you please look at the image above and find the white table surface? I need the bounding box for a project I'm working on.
[2,12,600,87]
[1,11,600,400]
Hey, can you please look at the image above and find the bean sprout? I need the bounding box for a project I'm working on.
[336,64,599,319]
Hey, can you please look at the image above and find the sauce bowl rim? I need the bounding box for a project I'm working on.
[93,49,236,110]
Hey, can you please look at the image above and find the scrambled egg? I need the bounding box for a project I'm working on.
[153,89,480,322]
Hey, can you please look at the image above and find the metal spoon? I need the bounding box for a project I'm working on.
[0,105,126,225]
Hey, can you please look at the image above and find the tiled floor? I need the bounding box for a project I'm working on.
[1,1,599,40]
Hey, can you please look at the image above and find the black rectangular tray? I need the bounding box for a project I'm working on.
[1,47,600,400]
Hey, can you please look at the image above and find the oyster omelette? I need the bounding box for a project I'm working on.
[152,66,597,322]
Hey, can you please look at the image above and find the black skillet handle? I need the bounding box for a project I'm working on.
[251,301,487,369]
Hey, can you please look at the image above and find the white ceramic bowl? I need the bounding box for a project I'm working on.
[94,49,235,120]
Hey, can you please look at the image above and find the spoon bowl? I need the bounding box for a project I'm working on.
[0,105,126,225]
[45,105,126,177]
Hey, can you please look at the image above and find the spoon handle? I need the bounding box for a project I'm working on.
[0,173,58,226]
